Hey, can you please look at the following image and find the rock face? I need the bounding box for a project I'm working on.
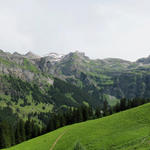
[0,50,51,83]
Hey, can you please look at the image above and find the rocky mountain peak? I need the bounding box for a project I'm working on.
[136,55,150,64]
[64,51,88,60]
[13,52,22,57]
[24,51,41,59]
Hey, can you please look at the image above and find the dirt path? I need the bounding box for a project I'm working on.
[50,131,66,150]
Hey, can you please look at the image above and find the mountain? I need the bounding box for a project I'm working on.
[24,51,41,59]
[1,49,150,126]
[34,51,150,100]
[4,103,150,150]
[136,55,150,65]
[0,50,44,81]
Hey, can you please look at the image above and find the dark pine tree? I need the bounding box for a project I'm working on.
[47,117,55,132]
[25,120,32,140]
[76,107,83,123]
[0,121,12,148]
[32,125,40,138]
[0,123,8,148]
[103,100,109,116]
[82,106,89,121]
[19,120,26,142]
[120,98,126,111]
[95,107,101,118]
[15,122,20,144]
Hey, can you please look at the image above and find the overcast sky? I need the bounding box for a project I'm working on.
[0,0,150,61]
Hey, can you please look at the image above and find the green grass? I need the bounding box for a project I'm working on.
[0,94,53,127]
[0,57,39,73]
[65,93,77,104]
[23,58,39,73]
[104,94,120,106]
[4,103,150,150]
[0,58,13,66]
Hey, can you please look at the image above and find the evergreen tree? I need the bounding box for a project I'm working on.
[15,122,21,144]
[95,107,101,118]
[120,98,126,111]
[32,125,39,138]
[59,114,66,127]
[88,106,93,119]
[53,114,60,129]
[113,102,120,113]
[82,106,89,121]
[25,120,32,140]
[76,107,83,122]
[103,100,109,116]
[72,109,78,123]
[108,107,113,115]
[47,117,55,132]
[19,120,26,142]
[9,126,15,146]
[0,124,8,148]
[0,122,12,148]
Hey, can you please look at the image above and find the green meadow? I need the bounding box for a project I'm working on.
[4,103,150,150]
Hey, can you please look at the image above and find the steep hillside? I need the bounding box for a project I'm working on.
[35,51,150,100]
[0,75,103,127]
[4,103,150,150]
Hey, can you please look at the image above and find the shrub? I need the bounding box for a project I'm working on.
[73,141,86,150]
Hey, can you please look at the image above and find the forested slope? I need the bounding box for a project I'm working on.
[3,103,150,150]
[0,75,103,127]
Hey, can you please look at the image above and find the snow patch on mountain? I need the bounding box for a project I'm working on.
[44,52,65,62]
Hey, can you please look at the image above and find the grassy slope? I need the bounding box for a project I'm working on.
[4,103,150,150]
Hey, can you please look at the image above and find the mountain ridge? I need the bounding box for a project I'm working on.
[1,49,150,127]
[1,49,148,62]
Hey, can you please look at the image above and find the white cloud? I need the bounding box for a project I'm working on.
[0,0,150,60]
[0,10,34,54]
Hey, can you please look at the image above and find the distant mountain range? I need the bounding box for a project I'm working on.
[1,49,150,126]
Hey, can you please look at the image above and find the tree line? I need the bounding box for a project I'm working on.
[0,98,150,148]
[0,119,40,148]
[46,98,150,133]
